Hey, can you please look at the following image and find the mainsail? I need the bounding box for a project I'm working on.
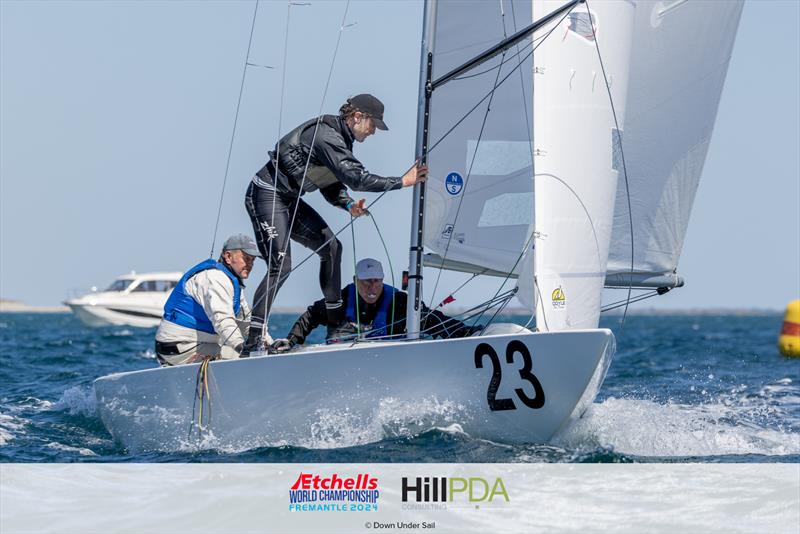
[605,0,745,288]
[422,0,535,277]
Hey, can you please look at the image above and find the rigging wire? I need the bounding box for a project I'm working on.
[209,0,262,258]
[258,4,575,322]
[426,43,508,315]
[263,0,352,331]
[509,0,539,331]
[260,0,308,343]
[585,0,636,331]
[426,2,576,330]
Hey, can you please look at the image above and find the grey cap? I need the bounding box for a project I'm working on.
[355,258,384,280]
[222,234,262,258]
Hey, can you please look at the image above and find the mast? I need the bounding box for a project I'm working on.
[406,0,437,340]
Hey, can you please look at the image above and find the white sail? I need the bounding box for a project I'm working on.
[422,0,535,276]
[533,0,636,330]
[606,0,744,287]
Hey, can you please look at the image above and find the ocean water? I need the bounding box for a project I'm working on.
[0,312,798,463]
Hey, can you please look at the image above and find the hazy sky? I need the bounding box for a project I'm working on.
[1,0,798,311]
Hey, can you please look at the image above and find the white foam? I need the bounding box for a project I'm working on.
[555,396,800,457]
[45,441,98,456]
[51,386,97,416]
[0,412,27,445]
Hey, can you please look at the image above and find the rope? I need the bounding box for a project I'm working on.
[585,0,635,330]
[367,213,396,338]
[210,0,262,258]
[349,213,361,339]
[188,356,216,438]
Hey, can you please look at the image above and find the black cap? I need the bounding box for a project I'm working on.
[348,94,388,131]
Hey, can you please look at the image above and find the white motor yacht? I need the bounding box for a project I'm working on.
[65,272,181,328]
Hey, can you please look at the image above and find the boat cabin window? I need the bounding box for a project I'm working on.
[106,279,134,292]
[130,280,177,292]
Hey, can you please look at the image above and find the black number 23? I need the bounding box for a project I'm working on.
[474,340,545,411]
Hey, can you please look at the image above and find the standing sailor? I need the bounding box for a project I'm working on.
[244,94,427,351]
[154,234,260,366]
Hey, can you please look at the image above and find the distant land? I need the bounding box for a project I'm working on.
[0,299,782,316]
[0,299,69,313]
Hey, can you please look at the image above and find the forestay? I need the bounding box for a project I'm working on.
[605,0,744,288]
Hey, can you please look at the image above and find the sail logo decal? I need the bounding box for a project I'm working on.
[441,224,454,239]
[445,172,464,195]
[564,11,597,42]
[551,286,566,309]
[288,473,380,512]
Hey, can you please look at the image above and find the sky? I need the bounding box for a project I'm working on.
[1,0,798,311]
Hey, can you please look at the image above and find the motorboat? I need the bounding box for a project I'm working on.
[65,271,180,328]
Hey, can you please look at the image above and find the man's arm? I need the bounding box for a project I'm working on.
[315,124,403,193]
[420,304,475,339]
[185,270,246,350]
[319,182,354,210]
[287,298,328,345]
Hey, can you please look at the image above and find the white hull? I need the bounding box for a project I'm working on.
[67,303,162,328]
[94,329,615,452]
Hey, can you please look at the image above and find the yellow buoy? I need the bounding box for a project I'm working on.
[778,299,800,357]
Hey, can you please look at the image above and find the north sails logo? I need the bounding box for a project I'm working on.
[288,473,380,512]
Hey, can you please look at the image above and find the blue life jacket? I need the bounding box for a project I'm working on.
[345,283,396,338]
[162,259,241,334]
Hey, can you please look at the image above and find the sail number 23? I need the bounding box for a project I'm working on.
[474,340,545,411]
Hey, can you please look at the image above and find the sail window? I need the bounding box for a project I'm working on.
[478,192,533,228]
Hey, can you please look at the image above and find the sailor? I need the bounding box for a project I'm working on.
[244,94,427,351]
[154,234,262,366]
[271,258,477,352]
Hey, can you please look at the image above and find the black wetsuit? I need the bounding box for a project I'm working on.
[245,114,403,341]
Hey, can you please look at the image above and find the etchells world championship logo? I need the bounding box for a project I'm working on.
[288,473,380,512]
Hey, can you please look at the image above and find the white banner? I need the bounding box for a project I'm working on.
[2,464,798,534]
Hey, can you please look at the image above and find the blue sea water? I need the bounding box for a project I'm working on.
[0,312,798,463]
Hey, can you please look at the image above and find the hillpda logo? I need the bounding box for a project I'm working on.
[401,476,509,506]
[288,473,380,512]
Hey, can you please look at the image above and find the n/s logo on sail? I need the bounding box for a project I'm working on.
[551,286,566,309]
[445,172,463,195]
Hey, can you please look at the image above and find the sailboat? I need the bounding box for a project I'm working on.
[93,0,743,452]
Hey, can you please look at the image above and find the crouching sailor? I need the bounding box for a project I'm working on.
[271,258,477,351]
[155,234,263,366]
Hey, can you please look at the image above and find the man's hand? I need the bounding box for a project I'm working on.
[348,198,369,218]
[401,160,429,187]
[271,338,295,353]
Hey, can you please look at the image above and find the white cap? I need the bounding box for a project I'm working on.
[355,258,384,280]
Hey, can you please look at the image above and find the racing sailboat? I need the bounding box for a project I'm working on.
[94,0,742,452]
